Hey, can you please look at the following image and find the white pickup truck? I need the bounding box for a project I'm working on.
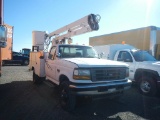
[29,44,131,111]
[94,44,160,96]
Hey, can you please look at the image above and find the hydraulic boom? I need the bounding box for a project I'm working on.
[44,14,100,51]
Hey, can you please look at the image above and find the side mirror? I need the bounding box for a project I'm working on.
[0,25,7,48]
[99,52,104,58]
[56,53,61,58]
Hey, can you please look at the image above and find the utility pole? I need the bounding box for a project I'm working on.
[0,0,3,76]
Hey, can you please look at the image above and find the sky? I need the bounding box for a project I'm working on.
[3,0,160,52]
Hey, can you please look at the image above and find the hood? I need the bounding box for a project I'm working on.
[137,61,160,75]
[63,58,129,68]
[139,61,160,66]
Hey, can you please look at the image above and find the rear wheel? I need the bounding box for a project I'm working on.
[60,81,76,111]
[139,76,157,96]
[23,60,29,65]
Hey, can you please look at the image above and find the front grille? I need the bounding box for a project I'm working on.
[91,67,126,81]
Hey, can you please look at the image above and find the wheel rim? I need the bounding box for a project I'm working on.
[24,60,29,65]
[140,81,151,93]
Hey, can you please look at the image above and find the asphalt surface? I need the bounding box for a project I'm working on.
[0,66,160,120]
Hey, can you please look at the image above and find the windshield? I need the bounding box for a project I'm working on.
[131,50,157,62]
[22,49,30,55]
[59,45,98,58]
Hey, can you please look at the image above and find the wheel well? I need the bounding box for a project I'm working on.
[24,59,29,61]
[32,67,34,71]
[59,75,69,84]
[135,69,158,82]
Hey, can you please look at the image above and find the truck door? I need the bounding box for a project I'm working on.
[12,52,22,62]
[117,51,135,80]
[45,46,57,82]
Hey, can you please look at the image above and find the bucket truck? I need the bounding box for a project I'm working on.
[29,14,131,111]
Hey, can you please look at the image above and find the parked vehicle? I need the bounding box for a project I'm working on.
[1,24,30,66]
[29,14,131,111]
[2,51,29,66]
[94,44,160,96]
[90,26,160,60]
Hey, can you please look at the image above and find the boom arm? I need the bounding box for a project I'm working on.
[44,14,100,50]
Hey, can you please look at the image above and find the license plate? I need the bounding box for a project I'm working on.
[98,87,116,92]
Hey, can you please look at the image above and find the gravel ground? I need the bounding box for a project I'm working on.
[0,66,160,120]
[0,66,32,84]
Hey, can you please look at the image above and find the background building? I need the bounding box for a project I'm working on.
[89,26,160,60]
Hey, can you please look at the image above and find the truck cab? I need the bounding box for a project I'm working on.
[21,48,31,57]
[45,44,130,86]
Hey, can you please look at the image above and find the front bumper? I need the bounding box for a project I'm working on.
[69,79,132,96]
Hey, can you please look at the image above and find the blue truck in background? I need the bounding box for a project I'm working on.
[2,48,30,66]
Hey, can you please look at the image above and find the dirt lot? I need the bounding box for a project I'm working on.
[0,66,160,120]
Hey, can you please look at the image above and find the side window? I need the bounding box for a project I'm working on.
[48,46,56,60]
[117,51,132,62]
[61,47,69,58]
[13,52,21,56]
[125,52,132,61]
[117,52,124,61]
[86,48,95,57]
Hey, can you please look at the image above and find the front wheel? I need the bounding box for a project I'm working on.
[139,76,157,96]
[60,81,76,111]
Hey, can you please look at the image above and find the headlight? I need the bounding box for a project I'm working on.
[126,68,129,77]
[73,69,91,80]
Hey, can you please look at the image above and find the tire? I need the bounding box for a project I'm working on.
[33,70,43,84]
[23,60,29,66]
[139,76,157,96]
[60,81,76,111]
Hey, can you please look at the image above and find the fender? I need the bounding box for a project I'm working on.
[57,65,74,84]
[134,68,160,82]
